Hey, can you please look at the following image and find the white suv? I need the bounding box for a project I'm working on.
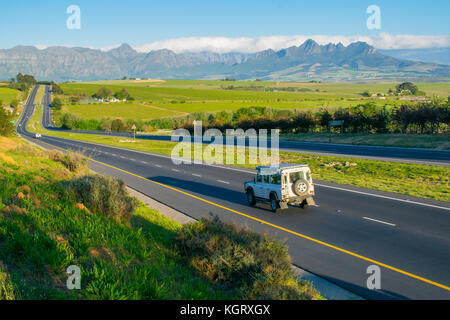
[244,164,316,212]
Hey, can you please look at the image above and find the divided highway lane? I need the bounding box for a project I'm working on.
[19,86,450,300]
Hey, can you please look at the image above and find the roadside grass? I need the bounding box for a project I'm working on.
[0,139,234,300]
[0,138,322,300]
[280,133,450,150]
[34,86,45,106]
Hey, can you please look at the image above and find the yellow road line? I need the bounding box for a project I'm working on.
[36,138,450,292]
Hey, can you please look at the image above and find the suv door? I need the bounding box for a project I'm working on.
[270,174,282,200]
[253,174,265,198]
[257,175,271,199]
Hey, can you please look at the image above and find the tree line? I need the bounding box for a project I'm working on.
[57,102,449,135]
[183,103,449,135]
[8,73,36,92]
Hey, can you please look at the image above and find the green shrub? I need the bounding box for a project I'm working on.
[47,150,87,173]
[111,119,126,132]
[60,113,79,129]
[13,144,43,157]
[176,218,319,300]
[66,175,138,222]
[0,107,14,137]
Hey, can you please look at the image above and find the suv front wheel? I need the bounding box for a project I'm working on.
[270,195,279,213]
[247,189,256,206]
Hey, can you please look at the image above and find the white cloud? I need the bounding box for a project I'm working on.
[132,33,450,53]
[33,33,450,53]
[33,44,121,51]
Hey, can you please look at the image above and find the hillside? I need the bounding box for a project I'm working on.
[0,137,320,300]
[1,40,449,82]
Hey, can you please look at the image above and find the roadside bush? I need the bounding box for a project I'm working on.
[176,218,319,300]
[66,175,138,222]
[141,124,156,132]
[13,144,43,157]
[60,113,79,130]
[101,120,112,132]
[51,97,63,110]
[47,150,87,173]
[111,119,126,132]
[0,107,14,137]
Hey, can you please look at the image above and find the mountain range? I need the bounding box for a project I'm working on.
[379,48,450,66]
[1,40,449,82]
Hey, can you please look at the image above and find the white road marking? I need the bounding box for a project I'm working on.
[217,180,230,185]
[155,164,162,168]
[363,217,397,227]
[316,183,450,212]
[192,174,202,178]
[172,169,180,172]
[141,161,148,164]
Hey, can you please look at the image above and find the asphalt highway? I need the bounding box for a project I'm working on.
[17,85,450,300]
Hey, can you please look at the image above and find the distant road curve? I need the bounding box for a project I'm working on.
[41,87,450,166]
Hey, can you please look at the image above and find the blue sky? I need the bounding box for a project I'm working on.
[1,0,449,51]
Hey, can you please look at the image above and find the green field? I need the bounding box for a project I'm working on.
[59,80,450,118]
[0,88,20,106]
[61,102,186,121]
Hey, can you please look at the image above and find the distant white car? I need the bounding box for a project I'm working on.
[245,164,316,212]
[34,133,42,139]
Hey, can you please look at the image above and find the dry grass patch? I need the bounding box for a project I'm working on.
[89,247,117,264]
[0,136,20,152]
[74,203,90,213]
[47,150,88,173]
[2,204,28,215]
[33,175,47,183]
[0,152,17,165]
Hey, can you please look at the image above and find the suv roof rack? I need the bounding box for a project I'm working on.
[257,164,308,170]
